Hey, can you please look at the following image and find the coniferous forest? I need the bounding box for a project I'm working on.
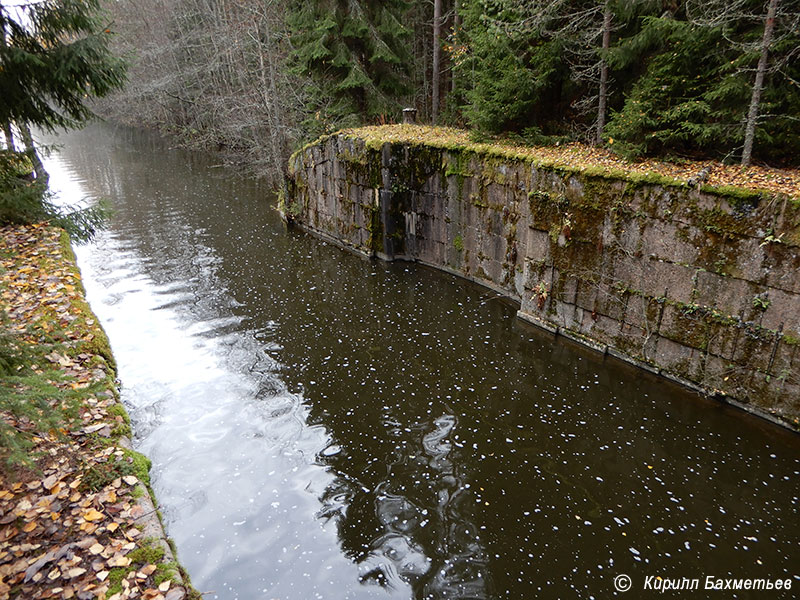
[75,0,800,176]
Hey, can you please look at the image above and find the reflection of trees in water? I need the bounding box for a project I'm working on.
[318,414,491,599]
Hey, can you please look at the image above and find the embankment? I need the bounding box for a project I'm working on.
[286,126,800,427]
[0,225,195,599]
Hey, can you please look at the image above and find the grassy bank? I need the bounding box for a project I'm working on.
[0,224,197,600]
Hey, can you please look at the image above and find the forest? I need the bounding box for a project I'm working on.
[97,0,800,179]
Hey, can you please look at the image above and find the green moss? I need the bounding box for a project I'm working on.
[79,457,131,492]
[127,540,166,565]
[479,157,510,185]
[453,234,464,252]
[472,196,488,209]
[699,183,763,206]
[528,190,551,202]
[443,151,472,178]
[365,205,383,254]
[154,561,180,586]
[105,539,178,596]
[782,332,800,346]
[123,447,153,488]
[107,402,131,426]
[106,567,128,596]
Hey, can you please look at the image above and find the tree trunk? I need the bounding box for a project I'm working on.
[0,9,15,151]
[432,0,442,124]
[1,123,14,151]
[20,124,49,187]
[742,0,779,166]
[451,0,460,94]
[596,2,612,145]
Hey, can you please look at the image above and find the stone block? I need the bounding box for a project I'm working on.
[702,354,739,393]
[554,296,578,329]
[484,258,504,284]
[593,282,628,322]
[768,339,798,381]
[522,257,550,292]
[525,228,552,263]
[658,304,709,351]
[705,320,740,360]
[653,336,704,382]
[621,294,661,334]
[732,328,776,374]
[582,312,621,346]
[485,182,507,207]
[639,220,699,265]
[694,271,757,319]
[759,288,800,332]
[557,275,579,306]
[699,236,763,283]
[763,244,800,294]
[486,233,507,264]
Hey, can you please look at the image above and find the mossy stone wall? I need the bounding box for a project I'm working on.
[288,134,800,426]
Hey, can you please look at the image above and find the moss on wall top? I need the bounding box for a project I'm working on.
[290,124,799,203]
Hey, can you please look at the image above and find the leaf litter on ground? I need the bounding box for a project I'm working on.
[340,125,799,199]
[0,225,191,600]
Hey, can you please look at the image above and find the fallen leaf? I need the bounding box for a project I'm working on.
[107,555,131,568]
[66,567,86,578]
[82,509,104,522]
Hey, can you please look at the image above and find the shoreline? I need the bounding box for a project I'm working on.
[0,224,197,600]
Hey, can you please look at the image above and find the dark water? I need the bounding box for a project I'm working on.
[45,124,799,599]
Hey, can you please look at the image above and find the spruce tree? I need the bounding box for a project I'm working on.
[287,0,413,138]
[0,0,126,134]
[0,0,125,237]
[452,0,568,135]
[452,0,656,141]
[605,2,800,164]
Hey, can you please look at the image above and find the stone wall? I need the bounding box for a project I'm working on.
[287,134,800,426]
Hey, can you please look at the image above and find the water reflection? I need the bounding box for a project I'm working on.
[43,123,800,600]
[317,410,491,598]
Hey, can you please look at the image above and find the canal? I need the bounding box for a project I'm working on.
[45,123,799,599]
